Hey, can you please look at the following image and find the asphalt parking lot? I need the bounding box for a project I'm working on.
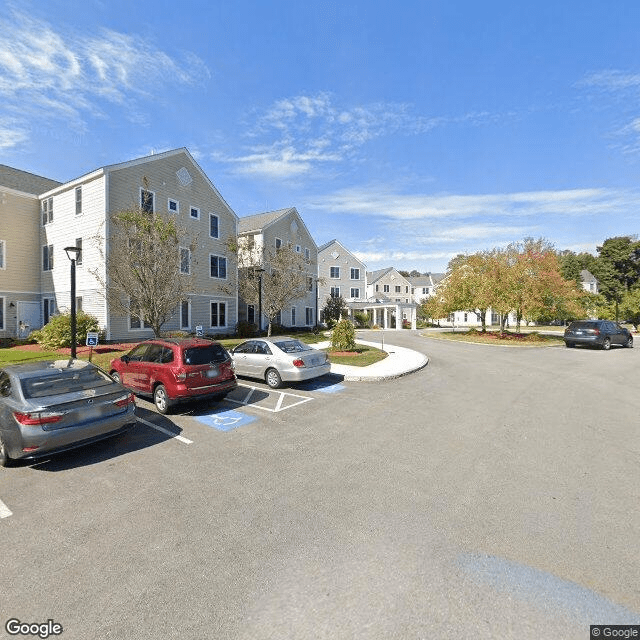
[2,331,639,640]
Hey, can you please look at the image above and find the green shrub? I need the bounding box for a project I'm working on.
[235,321,257,338]
[331,318,356,351]
[354,311,370,328]
[31,312,101,350]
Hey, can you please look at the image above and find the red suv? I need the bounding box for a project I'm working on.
[109,338,237,414]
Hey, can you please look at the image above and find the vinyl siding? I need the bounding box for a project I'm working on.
[318,240,367,306]
[106,151,238,339]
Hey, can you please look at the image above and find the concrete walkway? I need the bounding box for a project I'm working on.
[313,338,428,382]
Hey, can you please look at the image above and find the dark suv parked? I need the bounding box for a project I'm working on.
[110,338,237,413]
[564,320,633,350]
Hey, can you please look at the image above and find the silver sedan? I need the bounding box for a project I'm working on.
[230,337,331,388]
[0,359,136,467]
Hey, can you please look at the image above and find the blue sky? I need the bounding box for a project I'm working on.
[2,0,640,273]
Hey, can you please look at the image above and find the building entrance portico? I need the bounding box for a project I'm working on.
[346,300,417,330]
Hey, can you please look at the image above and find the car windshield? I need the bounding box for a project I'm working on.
[273,340,310,353]
[21,366,114,399]
[183,344,228,365]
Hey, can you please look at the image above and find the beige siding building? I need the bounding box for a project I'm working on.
[0,166,62,339]
[237,208,318,331]
[0,149,238,341]
[317,239,367,313]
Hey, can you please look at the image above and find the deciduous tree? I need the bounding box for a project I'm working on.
[91,206,198,337]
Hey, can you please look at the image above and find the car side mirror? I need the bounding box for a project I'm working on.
[121,355,130,363]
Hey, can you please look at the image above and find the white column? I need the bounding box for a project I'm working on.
[396,305,402,330]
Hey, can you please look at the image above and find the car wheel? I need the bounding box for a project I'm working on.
[153,384,171,414]
[0,435,12,468]
[565,341,574,348]
[265,368,283,389]
[625,336,634,348]
[110,371,121,384]
[602,337,611,350]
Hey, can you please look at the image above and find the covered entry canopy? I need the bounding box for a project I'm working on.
[345,299,417,330]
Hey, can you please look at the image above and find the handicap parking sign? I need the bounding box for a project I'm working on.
[86,332,99,346]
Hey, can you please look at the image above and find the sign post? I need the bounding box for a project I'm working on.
[86,332,99,362]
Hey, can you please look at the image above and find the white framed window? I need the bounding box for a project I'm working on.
[180,300,191,329]
[291,307,296,326]
[180,247,191,275]
[350,288,360,298]
[42,197,53,225]
[247,304,255,325]
[190,206,200,220]
[330,266,340,278]
[75,187,82,215]
[210,301,227,328]
[304,247,310,260]
[0,240,5,269]
[75,238,83,266]
[43,298,56,325]
[383,284,390,293]
[275,237,282,250]
[210,255,227,279]
[168,198,179,214]
[129,299,152,330]
[76,297,83,312]
[140,188,154,213]
[307,276,313,292]
[42,245,53,271]
[422,287,429,295]
[305,307,313,326]
[350,268,360,279]
[209,213,219,238]
[295,245,301,253]
[395,286,401,293]
[330,286,340,298]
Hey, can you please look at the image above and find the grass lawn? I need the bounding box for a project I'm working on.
[425,329,566,346]
[0,331,383,369]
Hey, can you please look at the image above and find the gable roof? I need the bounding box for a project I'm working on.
[580,269,598,283]
[366,267,395,284]
[238,208,295,234]
[408,275,433,287]
[37,148,239,220]
[0,165,61,196]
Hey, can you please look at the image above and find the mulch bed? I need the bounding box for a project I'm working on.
[9,343,136,355]
[328,351,361,357]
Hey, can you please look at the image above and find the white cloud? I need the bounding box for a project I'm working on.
[0,10,209,140]
[229,93,497,179]
[306,186,637,220]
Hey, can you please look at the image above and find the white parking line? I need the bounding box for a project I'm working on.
[225,384,313,413]
[136,417,193,444]
[0,498,13,519]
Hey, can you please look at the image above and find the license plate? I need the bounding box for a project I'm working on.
[205,367,219,378]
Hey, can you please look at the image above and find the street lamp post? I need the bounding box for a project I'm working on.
[252,267,264,333]
[64,246,82,359]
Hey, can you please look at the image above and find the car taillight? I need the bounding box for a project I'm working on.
[114,392,135,408]
[175,370,187,381]
[293,359,305,368]
[594,329,600,335]
[13,411,64,426]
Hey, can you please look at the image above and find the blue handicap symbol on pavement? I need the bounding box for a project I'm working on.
[195,409,256,432]
[299,380,345,393]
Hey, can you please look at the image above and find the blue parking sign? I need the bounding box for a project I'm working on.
[86,332,99,346]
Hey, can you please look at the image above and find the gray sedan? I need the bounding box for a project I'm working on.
[0,359,136,467]
[230,337,331,388]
